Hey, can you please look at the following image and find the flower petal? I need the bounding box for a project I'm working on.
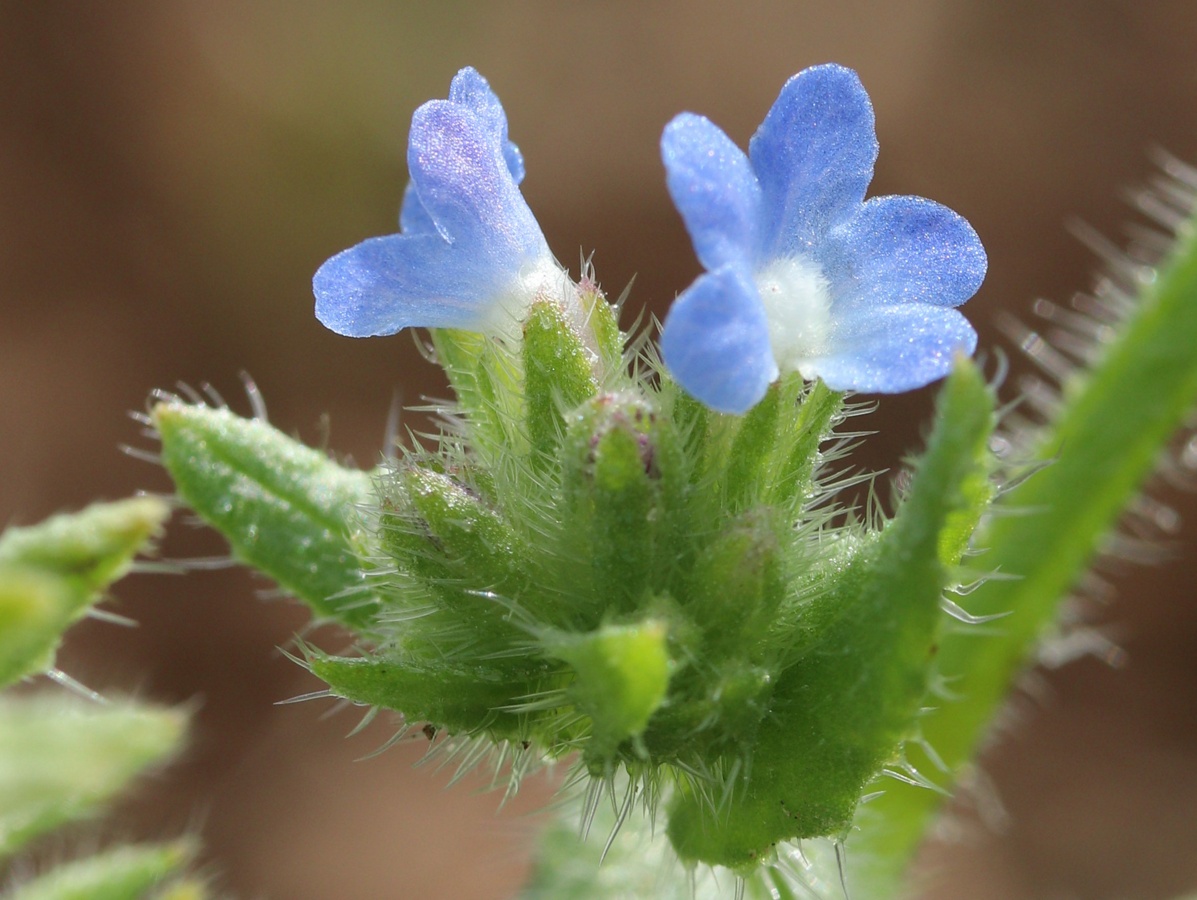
[661,267,778,414]
[314,232,514,336]
[804,303,977,393]
[400,68,527,236]
[828,195,987,308]
[448,67,526,185]
[661,113,762,271]
[749,64,878,258]
[399,181,438,235]
[408,99,549,265]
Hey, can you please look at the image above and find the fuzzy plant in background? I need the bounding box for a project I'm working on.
[0,499,203,899]
[132,63,1197,898]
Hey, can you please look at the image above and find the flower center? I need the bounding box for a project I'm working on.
[485,256,607,376]
[483,256,568,339]
[755,256,833,375]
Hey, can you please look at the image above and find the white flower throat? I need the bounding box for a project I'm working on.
[756,256,833,376]
[484,255,569,340]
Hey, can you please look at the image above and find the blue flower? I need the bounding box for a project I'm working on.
[314,68,567,339]
[659,64,987,413]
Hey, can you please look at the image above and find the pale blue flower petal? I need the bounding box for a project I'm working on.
[399,181,438,235]
[316,67,553,341]
[808,303,977,393]
[448,67,526,184]
[315,232,505,336]
[661,113,762,271]
[399,67,526,235]
[660,267,778,414]
[407,99,549,265]
[827,195,987,308]
[662,64,985,408]
[749,64,878,258]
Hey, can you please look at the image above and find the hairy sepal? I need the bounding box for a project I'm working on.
[152,402,378,629]
[308,651,550,742]
[0,498,169,687]
[667,358,997,867]
[523,299,601,460]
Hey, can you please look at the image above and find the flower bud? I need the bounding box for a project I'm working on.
[558,393,679,616]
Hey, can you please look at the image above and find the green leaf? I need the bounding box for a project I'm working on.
[308,652,546,741]
[849,205,1197,896]
[0,696,187,857]
[7,841,195,900]
[0,498,169,688]
[152,402,377,628]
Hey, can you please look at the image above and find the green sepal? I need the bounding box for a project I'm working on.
[377,467,529,635]
[152,402,377,629]
[308,651,551,741]
[546,619,672,761]
[721,378,786,511]
[430,329,527,461]
[667,389,711,481]
[686,511,785,665]
[635,513,786,760]
[523,300,600,459]
[0,696,187,857]
[0,498,169,688]
[698,374,843,515]
[771,379,844,509]
[667,358,996,866]
[428,327,489,411]
[640,657,775,765]
[579,281,623,374]
[7,841,196,900]
[559,394,678,618]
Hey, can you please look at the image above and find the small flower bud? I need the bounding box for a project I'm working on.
[379,467,528,648]
[546,619,671,762]
[558,393,676,615]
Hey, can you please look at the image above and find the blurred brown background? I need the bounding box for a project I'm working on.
[3,2,1197,897]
